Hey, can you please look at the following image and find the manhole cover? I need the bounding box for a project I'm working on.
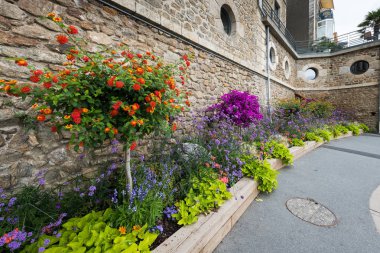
[286,198,337,227]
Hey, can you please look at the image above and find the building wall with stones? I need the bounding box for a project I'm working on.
[0,0,378,191]
[294,45,380,129]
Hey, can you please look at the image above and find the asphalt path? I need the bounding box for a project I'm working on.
[215,134,380,253]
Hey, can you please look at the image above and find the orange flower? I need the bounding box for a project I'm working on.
[150,101,156,108]
[67,25,78,34]
[43,108,52,115]
[136,67,144,75]
[53,16,62,22]
[130,142,137,151]
[113,128,118,135]
[5,80,17,85]
[65,124,73,129]
[146,107,155,114]
[128,110,135,116]
[119,226,126,235]
[47,12,56,18]
[67,54,75,61]
[147,66,153,72]
[132,83,141,91]
[122,105,130,112]
[132,225,141,231]
[21,86,31,93]
[145,96,151,102]
[104,127,111,133]
[36,114,46,122]
[81,108,89,113]
[130,120,137,127]
[131,103,140,111]
[32,103,38,109]
[15,59,28,66]
[64,115,71,120]
[56,34,69,44]
[172,123,177,131]
[137,119,144,125]
[3,85,10,92]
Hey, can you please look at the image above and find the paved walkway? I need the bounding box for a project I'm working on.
[215,135,380,253]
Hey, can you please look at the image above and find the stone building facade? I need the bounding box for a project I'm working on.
[0,0,379,190]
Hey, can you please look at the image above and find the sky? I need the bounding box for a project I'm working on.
[333,0,380,35]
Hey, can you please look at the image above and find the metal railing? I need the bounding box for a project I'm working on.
[295,28,379,54]
[259,0,379,55]
[260,0,297,50]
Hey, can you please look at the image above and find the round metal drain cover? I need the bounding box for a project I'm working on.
[286,198,337,227]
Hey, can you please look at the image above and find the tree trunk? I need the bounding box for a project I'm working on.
[125,148,133,198]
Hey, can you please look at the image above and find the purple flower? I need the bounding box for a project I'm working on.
[38,178,46,186]
[38,247,45,252]
[88,185,96,196]
[155,225,163,233]
[43,239,50,246]
[8,197,17,208]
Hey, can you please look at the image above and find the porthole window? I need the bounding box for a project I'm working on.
[269,47,276,64]
[350,60,369,75]
[305,68,318,80]
[220,5,235,35]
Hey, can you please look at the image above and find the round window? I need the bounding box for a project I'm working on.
[350,60,369,75]
[305,68,318,80]
[220,5,235,35]
[269,47,276,64]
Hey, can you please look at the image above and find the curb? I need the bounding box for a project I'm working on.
[153,131,357,253]
[370,185,380,233]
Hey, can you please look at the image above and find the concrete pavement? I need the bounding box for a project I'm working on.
[214,134,380,253]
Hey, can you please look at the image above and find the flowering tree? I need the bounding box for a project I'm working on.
[0,13,191,195]
[207,90,262,127]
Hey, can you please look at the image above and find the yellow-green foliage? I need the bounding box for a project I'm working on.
[241,156,279,193]
[21,209,158,253]
[314,129,333,142]
[290,138,305,147]
[261,140,294,165]
[172,171,232,225]
[305,132,323,142]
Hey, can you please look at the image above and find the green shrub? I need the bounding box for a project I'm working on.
[290,138,305,147]
[260,140,294,165]
[302,100,334,118]
[346,123,360,135]
[240,156,279,193]
[335,124,349,134]
[358,123,369,132]
[305,132,323,142]
[277,98,302,116]
[21,209,158,253]
[314,129,333,142]
[172,170,232,225]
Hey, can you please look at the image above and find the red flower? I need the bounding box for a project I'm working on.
[127,53,134,59]
[71,109,81,120]
[186,61,191,67]
[36,114,46,122]
[30,75,40,83]
[133,83,141,91]
[67,25,78,34]
[150,101,156,107]
[137,53,142,58]
[130,141,137,151]
[21,86,31,93]
[172,123,177,131]
[107,76,116,87]
[73,117,81,124]
[110,109,119,117]
[112,101,122,110]
[61,83,68,89]
[82,56,89,62]
[33,70,43,76]
[52,76,59,83]
[115,81,124,88]
[183,55,188,61]
[51,126,57,132]
[56,34,69,44]
[16,59,28,66]
[66,54,75,61]
[137,78,145,84]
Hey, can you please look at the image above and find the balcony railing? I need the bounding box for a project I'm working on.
[259,0,298,50]
[295,28,379,54]
[259,0,379,55]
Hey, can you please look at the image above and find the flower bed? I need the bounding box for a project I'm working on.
[0,13,371,253]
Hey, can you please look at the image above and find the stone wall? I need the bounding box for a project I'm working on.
[0,0,296,191]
